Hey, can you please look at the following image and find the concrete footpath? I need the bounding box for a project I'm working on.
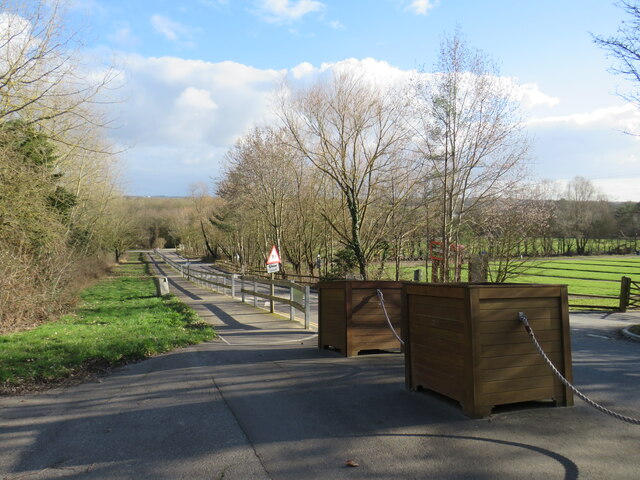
[1,254,639,479]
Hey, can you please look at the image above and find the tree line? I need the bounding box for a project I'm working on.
[0,1,130,333]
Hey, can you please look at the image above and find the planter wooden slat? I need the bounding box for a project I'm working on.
[402,283,574,418]
[318,281,403,357]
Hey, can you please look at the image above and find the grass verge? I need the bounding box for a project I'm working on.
[0,253,215,395]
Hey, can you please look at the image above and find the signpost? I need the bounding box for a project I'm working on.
[266,245,281,313]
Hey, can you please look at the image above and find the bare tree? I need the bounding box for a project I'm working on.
[556,176,609,255]
[218,126,300,275]
[411,29,529,281]
[0,1,117,129]
[594,1,640,112]
[279,70,414,279]
[472,190,553,282]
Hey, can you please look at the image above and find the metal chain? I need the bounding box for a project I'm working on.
[518,312,640,425]
[376,290,404,345]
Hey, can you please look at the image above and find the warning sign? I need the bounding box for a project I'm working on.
[267,263,280,273]
[266,245,281,265]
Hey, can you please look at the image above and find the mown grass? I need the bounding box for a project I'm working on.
[0,253,215,394]
[507,256,640,309]
[395,256,640,310]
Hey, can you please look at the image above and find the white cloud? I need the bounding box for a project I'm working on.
[108,55,640,199]
[255,0,325,23]
[175,87,218,110]
[290,61,316,79]
[150,14,194,44]
[405,0,439,15]
[111,55,284,177]
[112,57,416,194]
[527,103,640,134]
[513,82,560,109]
[288,57,414,88]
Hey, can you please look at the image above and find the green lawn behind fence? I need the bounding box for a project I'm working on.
[396,255,640,310]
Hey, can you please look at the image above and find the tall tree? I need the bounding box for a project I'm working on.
[279,70,413,279]
[219,126,299,275]
[411,29,529,281]
[556,176,610,255]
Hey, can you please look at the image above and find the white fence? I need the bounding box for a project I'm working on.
[153,250,311,329]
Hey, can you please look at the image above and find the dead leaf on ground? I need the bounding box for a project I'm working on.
[345,460,359,467]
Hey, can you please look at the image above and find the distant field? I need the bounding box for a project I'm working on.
[506,256,640,309]
[397,255,640,310]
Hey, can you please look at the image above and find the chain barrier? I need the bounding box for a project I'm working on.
[518,312,640,425]
[376,289,404,346]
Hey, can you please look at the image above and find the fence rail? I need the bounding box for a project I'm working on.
[153,250,311,329]
[209,260,320,286]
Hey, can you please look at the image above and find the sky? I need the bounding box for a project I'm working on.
[61,0,640,200]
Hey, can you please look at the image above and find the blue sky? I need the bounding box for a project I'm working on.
[64,0,640,199]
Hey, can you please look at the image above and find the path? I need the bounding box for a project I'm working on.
[0,253,639,479]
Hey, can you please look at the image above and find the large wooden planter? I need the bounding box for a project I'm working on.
[318,281,403,357]
[402,283,573,418]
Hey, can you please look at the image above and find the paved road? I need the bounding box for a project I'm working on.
[1,254,639,479]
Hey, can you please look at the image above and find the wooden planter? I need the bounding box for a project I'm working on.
[318,281,403,357]
[402,283,574,418]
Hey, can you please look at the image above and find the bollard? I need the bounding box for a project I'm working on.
[304,285,311,330]
[154,276,170,296]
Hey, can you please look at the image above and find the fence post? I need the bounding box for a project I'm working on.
[270,279,275,314]
[289,283,295,322]
[304,285,311,330]
[620,276,632,312]
[241,276,245,303]
[231,274,236,298]
[253,279,258,308]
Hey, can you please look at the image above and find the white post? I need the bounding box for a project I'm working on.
[304,285,311,330]
[241,276,245,303]
[231,274,236,298]
[289,283,295,322]
[269,275,275,314]
[253,279,257,308]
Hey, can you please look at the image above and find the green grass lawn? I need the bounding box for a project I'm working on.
[505,256,640,309]
[394,256,640,310]
[0,253,215,394]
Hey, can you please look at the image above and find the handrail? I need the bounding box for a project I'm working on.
[153,250,311,329]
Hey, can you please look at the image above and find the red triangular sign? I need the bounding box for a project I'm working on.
[266,245,281,264]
